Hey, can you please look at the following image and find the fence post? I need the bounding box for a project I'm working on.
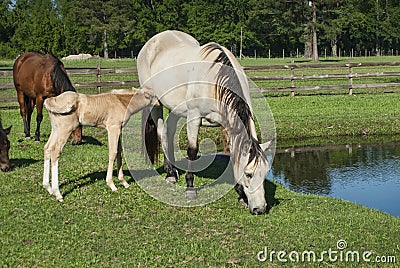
[348,59,353,96]
[97,62,101,94]
[290,59,295,97]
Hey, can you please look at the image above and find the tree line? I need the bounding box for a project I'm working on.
[1,0,399,60]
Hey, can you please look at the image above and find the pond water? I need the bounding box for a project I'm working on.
[269,142,400,218]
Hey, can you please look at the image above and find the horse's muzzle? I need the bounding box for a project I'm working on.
[1,166,11,172]
[250,206,266,215]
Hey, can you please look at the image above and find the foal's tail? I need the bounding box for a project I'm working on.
[44,91,78,114]
[141,107,160,164]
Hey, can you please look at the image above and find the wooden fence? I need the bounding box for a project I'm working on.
[245,61,400,96]
[1,61,400,96]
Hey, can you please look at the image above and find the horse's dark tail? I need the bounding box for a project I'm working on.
[142,107,160,164]
[50,55,76,94]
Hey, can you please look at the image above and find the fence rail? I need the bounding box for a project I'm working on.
[1,61,400,95]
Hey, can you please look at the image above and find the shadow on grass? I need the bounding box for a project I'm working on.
[10,158,39,170]
[58,153,280,215]
[265,180,280,213]
[144,153,281,213]
[60,170,105,198]
[60,169,152,198]
[81,136,103,146]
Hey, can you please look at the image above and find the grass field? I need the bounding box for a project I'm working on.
[1,96,400,266]
[1,56,400,267]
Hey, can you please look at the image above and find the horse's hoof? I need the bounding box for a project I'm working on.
[185,188,197,199]
[166,177,177,184]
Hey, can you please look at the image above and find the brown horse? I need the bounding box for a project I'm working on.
[0,120,11,172]
[43,88,157,201]
[13,52,82,143]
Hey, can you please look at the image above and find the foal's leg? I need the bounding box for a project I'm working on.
[106,126,121,191]
[185,115,201,199]
[49,128,71,201]
[43,128,56,194]
[116,131,129,188]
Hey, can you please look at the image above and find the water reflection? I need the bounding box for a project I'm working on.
[270,142,400,217]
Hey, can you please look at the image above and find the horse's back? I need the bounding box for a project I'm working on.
[138,30,200,84]
[14,52,46,88]
[13,52,62,98]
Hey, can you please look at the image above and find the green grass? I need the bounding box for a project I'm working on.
[267,93,400,146]
[1,92,399,266]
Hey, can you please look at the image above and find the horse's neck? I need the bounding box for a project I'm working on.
[226,114,258,161]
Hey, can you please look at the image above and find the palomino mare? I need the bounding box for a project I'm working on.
[43,88,156,201]
[13,52,82,143]
[0,120,11,172]
[138,30,272,214]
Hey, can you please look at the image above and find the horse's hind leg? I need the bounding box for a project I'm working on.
[16,91,32,138]
[163,113,179,183]
[34,96,44,141]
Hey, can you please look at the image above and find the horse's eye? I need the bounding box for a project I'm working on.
[245,172,252,179]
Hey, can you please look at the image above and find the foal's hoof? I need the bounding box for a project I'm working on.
[165,177,177,184]
[185,188,197,199]
[55,194,64,202]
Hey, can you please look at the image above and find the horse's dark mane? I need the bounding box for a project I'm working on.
[201,43,262,164]
[50,55,75,94]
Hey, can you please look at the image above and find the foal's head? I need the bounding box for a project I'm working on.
[0,123,11,172]
[128,87,158,111]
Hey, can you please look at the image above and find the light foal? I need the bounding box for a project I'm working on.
[43,88,156,201]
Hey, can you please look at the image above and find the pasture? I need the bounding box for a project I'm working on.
[1,56,400,266]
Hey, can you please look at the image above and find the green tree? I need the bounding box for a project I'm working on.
[0,0,14,57]
[11,0,62,55]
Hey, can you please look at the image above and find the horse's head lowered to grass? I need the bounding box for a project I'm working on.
[0,121,11,172]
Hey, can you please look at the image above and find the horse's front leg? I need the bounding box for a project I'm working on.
[185,115,201,199]
[106,126,121,192]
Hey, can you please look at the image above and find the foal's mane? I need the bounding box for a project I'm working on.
[50,54,76,95]
[201,43,262,164]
